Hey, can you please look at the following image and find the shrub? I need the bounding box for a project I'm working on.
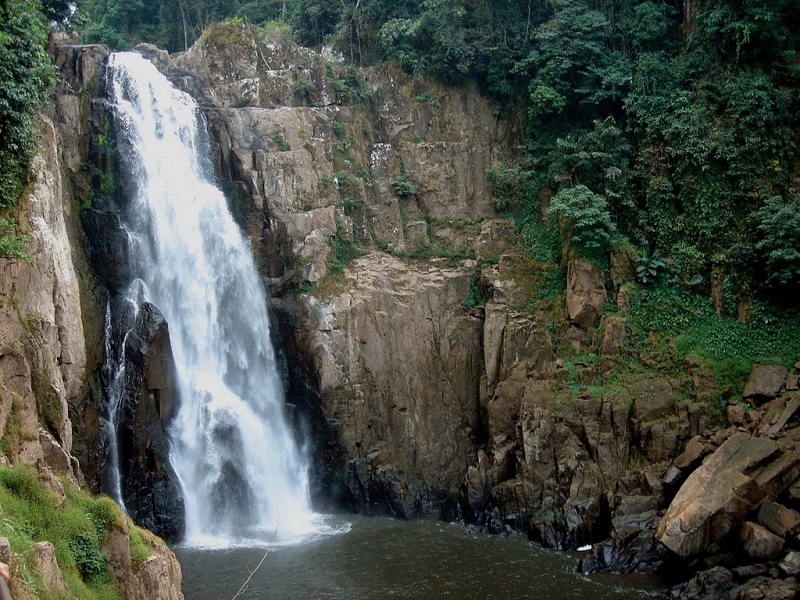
[392,176,417,198]
[548,185,618,257]
[462,274,486,309]
[0,219,33,260]
[755,196,800,287]
[270,132,291,151]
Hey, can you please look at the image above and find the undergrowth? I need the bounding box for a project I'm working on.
[629,286,800,365]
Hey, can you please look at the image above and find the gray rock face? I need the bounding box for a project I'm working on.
[566,256,607,329]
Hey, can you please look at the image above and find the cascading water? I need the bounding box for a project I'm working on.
[105,51,318,546]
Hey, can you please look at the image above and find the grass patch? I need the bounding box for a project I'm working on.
[629,286,800,365]
[0,466,150,600]
[628,285,800,404]
[328,216,364,275]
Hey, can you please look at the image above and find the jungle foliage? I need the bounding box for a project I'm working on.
[68,0,799,305]
[0,0,56,211]
[2,0,799,316]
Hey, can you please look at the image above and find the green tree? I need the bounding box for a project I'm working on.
[0,0,54,210]
[549,185,619,257]
[755,197,800,288]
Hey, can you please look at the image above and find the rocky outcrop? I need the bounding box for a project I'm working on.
[158,24,512,284]
[302,254,482,515]
[0,113,87,477]
[51,40,111,486]
[102,523,184,600]
[135,28,515,517]
[118,302,184,542]
[566,256,607,329]
[657,432,786,557]
[654,376,800,597]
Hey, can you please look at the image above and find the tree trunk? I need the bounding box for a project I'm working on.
[682,0,698,36]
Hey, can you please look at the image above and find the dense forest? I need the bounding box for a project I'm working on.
[2,0,799,330]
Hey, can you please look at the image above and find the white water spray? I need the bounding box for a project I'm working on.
[107,52,317,546]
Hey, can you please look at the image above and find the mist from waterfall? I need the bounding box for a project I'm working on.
[107,51,318,547]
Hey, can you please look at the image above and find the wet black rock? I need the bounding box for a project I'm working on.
[117,302,185,542]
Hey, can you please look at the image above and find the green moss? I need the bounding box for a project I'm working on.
[462,274,486,310]
[200,18,254,52]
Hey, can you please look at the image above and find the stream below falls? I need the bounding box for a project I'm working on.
[175,515,668,600]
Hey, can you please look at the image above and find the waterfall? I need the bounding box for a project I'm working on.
[106,51,317,546]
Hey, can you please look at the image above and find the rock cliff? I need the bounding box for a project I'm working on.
[0,39,183,600]
[146,24,515,515]
[146,25,800,597]
[6,23,799,600]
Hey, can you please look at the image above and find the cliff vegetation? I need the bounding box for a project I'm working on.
[69,0,800,323]
[1,0,799,598]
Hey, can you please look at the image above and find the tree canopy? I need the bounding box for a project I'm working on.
[0,0,55,210]
[2,0,799,304]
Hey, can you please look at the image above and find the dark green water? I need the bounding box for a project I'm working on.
[175,516,668,600]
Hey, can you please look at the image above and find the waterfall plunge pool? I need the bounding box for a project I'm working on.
[175,515,668,600]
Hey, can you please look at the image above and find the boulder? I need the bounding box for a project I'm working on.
[743,364,788,402]
[779,550,800,576]
[31,542,66,593]
[566,256,606,329]
[739,521,784,559]
[656,433,783,557]
[757,500,800,538]
[600,316,627,356]
[759,395,800,436]
[673,436,710,471]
